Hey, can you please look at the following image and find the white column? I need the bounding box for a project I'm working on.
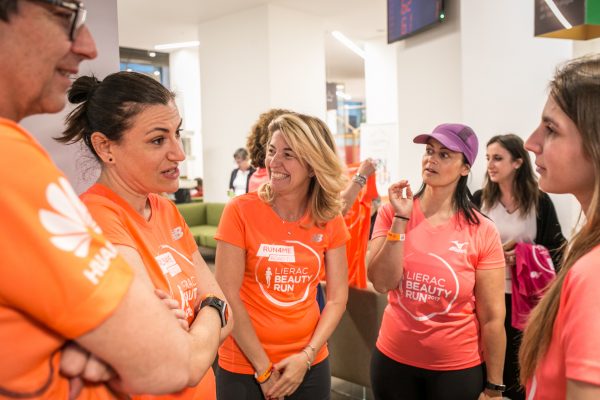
[364,39,398,125]
[170,47,202,180]
[362,39,399,191]
[460,0,574,235]
[199,5,326,202]
[392,0,463,188]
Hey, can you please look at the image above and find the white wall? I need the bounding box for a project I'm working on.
[460,0,572,186]
[199,6,271,202]
[365,0,587,236]
[268,5,326,119]
[199,5,327,202]
[391,0,463,188]
[22,0,120,194]
[573,36,600,56]
[364,39,397,124]
[460,0,575,236]
[170,47,203,180]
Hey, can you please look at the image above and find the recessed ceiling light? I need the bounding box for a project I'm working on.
[154,41,200,51]
[331,31,365,59]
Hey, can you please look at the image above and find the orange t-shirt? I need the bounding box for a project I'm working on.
[526,245,600,399]
[81,184,216,400]
[344,165,378,288]
[372,199,504,370]
[215,192,349,374]
[0,119,133,398]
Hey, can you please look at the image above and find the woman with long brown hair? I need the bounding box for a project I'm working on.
[520,54,600,399]
[473,134,565,400]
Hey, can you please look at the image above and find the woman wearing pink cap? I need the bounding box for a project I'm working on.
[368,123,506,400]
[520,55,600,399]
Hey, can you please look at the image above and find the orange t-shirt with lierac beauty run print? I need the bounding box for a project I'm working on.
[0,118,133,399]
[215,192,350,374]
[81,183,215,400]
[372,198,504,371]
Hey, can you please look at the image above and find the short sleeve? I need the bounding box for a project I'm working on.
[214,198,247,249]
[476,218,505,270]
[0,134,132,338]
[84,200,138,249]
[326,214,350,249]
[371,203,394,239]
[560,255,600,386]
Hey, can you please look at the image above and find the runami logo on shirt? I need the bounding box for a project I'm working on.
[257,244,295,262]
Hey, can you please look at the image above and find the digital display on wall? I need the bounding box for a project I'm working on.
[388,0,445,43]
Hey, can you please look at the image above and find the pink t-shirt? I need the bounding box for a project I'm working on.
[372,199,504,370]
[526,245,600,399]
[248,167,268,192]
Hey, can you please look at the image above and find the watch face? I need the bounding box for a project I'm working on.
[201,296,228,327]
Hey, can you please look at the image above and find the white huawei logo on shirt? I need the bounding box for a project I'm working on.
[39,177,102,258]
[448,240,468,254]
[39,177,118,285]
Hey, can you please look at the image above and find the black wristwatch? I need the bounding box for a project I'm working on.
[485,381,506,392]
[200,295,229,328]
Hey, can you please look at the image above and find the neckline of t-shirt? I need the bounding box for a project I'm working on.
[486,201,533,220]
[414,197,458,232]
[266,200,311,228]
[88,183,158,228]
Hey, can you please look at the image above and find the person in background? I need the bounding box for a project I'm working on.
[299,115,379,290]
[229,147,255,196]
[246,109,292,193]
[472,133,565,400]
[215,113,349,400]
[0,1,217,397]
[340,158,377,216]
[192,177,204,198]
[58,71,232,399]
[368,124,506,400]
[519,55,600,399]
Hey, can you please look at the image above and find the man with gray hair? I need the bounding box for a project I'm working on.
[0,1,220,397]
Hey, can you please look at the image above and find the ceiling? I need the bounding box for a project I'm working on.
[117,0,387,81]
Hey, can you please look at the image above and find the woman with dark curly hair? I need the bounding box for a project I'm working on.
[246,109,292,193]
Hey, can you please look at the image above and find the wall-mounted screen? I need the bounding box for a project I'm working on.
[388,0,445,43]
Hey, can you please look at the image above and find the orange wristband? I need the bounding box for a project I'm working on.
[254,363,273,384]
[386,231,406,242]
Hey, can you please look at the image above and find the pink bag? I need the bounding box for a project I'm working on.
[510,243,556,330]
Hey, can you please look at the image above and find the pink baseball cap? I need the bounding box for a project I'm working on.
[413,123,479,166]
